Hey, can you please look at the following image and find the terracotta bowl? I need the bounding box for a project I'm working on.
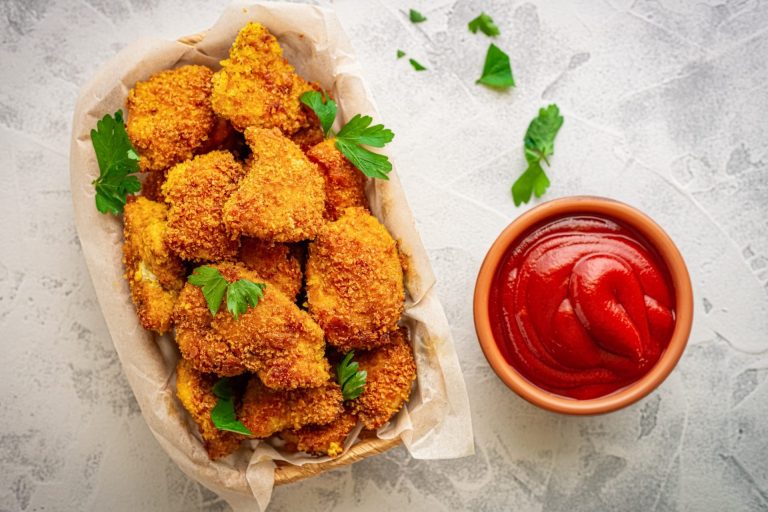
[473,196,693,415]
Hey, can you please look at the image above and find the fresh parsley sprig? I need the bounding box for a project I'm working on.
[468,13,500,36]
[188,266,266,320]
[90,110,141,215]
[211,378,252,435]
[512,104,564,206]
[300,91,395,180]
[336,352,367,401]
[477,43,515,89]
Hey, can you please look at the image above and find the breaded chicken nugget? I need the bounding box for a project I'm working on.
[127,65,217,173]
[306,207,405,351]
[349,329,417,430]
[280,410,357,457]
[238,377,343,438]
[211,22,318,134]
[123,196,185,334]
[306,139,369,221]
[239,238,302,300]
[162,151,246,262]
[290,111,325,151]
[175,359,243,460]
[174,262,330,388]
[223,128,325,242]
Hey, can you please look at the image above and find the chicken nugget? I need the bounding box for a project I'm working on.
[238,377,343,438]
[211,22,317,134]
[290,110,325,151]
[162,150,246,262]
[223,128,325,242]
[122,196,185,334]
[239,238,302,300]
[175,359,243,460]
[349,329,417,430]
[306,139,368,221]
[306,207,405,351]
[280,410,357,457]
[127,65,217,173]
[174,262,330,388]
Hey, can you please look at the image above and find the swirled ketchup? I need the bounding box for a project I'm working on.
[489,214,676,399]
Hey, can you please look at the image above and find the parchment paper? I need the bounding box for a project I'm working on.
[69,2,473,510]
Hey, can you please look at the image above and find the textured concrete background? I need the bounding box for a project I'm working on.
[2,0,768,510]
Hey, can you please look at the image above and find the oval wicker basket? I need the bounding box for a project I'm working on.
[176,31,402,486]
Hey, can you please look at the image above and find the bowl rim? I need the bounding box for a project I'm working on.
[473,195,693,415]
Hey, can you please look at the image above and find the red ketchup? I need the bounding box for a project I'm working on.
[489,214,676,399]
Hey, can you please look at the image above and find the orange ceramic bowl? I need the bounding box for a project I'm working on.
[473,196,693,415]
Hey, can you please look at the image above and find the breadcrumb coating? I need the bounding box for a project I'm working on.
[349,329,417,430]
[126,65,217,173]
[280,410,357,457]
[223,128,325,242]
[175,359,243,460]
[239,238,303,300]
[306,207,405,351]
[162,150,246,262]
[238,377,343,438]
[290,110,325,151]
[174,262,330,388]
[211,22,318,134]
[306,139,369,221]
[122,197,185,334]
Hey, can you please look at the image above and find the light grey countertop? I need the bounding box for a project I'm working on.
[2,0,768,510]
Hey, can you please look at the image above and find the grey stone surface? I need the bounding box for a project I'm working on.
[1,0,767,510]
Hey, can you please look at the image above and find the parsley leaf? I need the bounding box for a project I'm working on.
[336,352,367,401]
[211,378,252,435]
[397,49,406,59]
[409,58,427,71]
[468,12,500,36]
[90,110,141,215]
[188,266,266,319]
[227,279,266,320]
[409,9,427,23]
[512,104,564,206]
[300,90,337,137]
[476,43,515,89]
[335,114,395,180]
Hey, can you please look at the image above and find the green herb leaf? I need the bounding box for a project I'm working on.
[300,90,337,137]
[409,9,427,23]
[409,58,427,71]
[397,49,406,59]
[511,104,564,206]
[188,266,266,319]
[476,43,515,89]
[227,279,266,320]
[211,378,252,435]
[468,12,500,36]
[334,114,395,180]
[90,110,141,215]
[188,266,229,316]
[336,352,368,401]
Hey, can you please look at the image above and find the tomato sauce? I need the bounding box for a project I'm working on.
[489,214,676,399]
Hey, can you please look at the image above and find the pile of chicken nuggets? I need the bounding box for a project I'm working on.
[121,22,417,460]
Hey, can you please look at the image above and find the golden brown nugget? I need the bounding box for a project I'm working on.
[122,197,185,334]
[126,65,217,173]
[238,378,343,438]
[174,262,330,388]
[223,128,325,242]
[162,151,246,262]
[350,330,417,430]
[239,238,302,300]
[306,139,369,221]
[175,359,243,460]
[306,207,405,351]
[280,410,357,457]
[211,22,317,134]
